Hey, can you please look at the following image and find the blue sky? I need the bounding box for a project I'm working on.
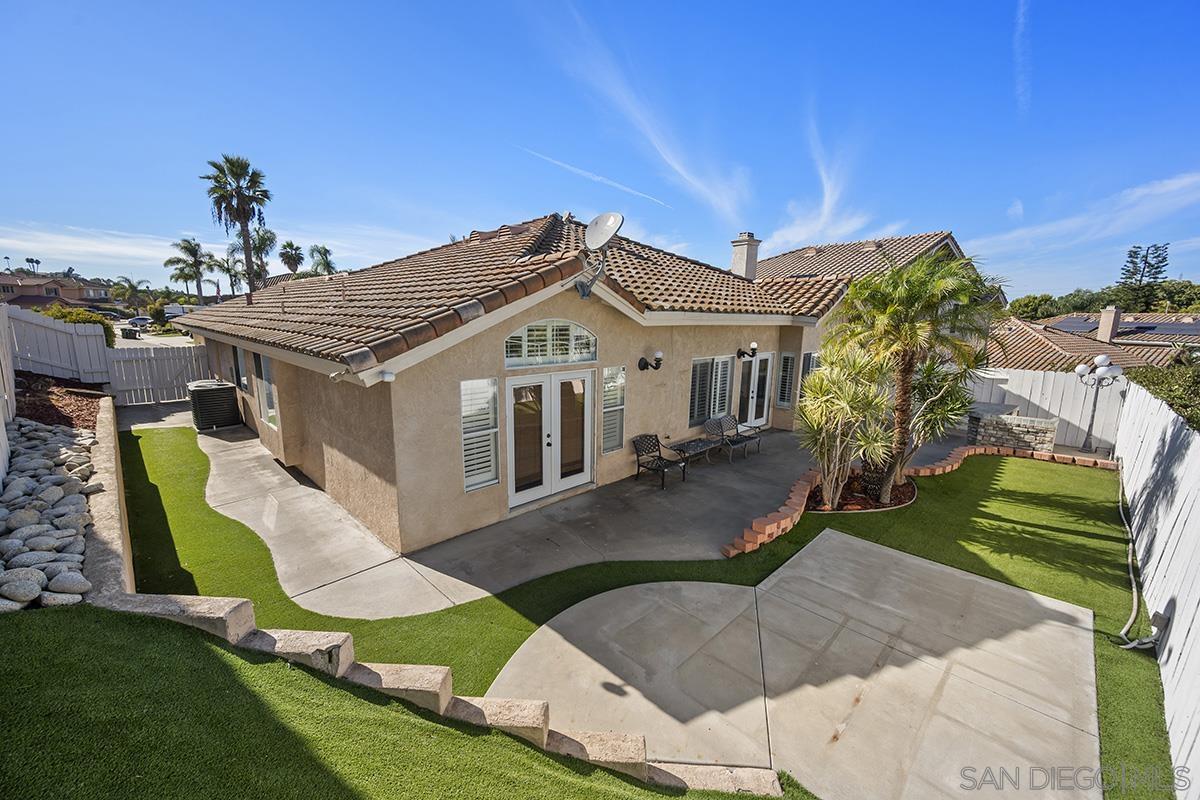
[2,1,1198,297]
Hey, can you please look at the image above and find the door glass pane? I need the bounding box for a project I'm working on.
[754,359,769,421]
[559,378,586,479]
[512,384,544,493]
[737,362,752,423]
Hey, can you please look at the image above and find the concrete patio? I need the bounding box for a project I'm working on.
[489,530,1101,800]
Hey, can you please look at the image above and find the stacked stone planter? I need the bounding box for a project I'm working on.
[0,417,101,611]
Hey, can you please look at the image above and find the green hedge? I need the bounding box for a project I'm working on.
[1126,365,1200,430]
[38,303,116,348]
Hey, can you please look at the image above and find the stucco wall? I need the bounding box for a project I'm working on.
[203,338,401,548]
[389,288,802,552]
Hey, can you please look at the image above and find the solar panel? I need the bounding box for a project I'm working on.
[1133,322,1200,336]
[1047,317,1098,333]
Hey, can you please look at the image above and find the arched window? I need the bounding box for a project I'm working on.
[504,319,597,368]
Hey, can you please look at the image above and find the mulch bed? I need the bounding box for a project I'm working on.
[806,474,916,512]
[13,371,104,429]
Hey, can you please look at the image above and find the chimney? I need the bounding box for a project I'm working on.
[1097,306,1120,343]
[731,232,761,281]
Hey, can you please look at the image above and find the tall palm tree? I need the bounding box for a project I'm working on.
[163,238,213,305]
[279,240,304,273]
[112,275,151,313]
[831,252,1003,503]
[200,155,271,294]
[210,248,245,295]
[308,244,335,275]
[230,226,277,285]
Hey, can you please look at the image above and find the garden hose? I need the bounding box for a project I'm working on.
[1115,456,1160,651]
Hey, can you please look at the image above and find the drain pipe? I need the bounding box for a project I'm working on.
[1115,456,1163,650]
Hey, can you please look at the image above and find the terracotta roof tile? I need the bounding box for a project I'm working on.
[755,231,956,281]
[987,318,1181,371]
[1037,311,1200,345]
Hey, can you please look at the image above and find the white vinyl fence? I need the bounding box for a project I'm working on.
[7,305,109,383]
[1116,382,1200,798]
[968,368,1127,451]
[108,345,209,405]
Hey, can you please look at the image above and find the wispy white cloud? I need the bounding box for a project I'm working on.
[554,6,748,224]
[1007,199,1025,221]
[762,121,904,254]
[1013,0,1032,114]
[618,218,690,255]
[520,148,670,208]
[1173,235,1200,254]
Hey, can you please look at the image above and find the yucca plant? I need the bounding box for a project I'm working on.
[794,345,891,511]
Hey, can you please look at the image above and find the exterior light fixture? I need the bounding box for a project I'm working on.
[638,351,664,371]
[737,341,759,360]
[1075,354,1124,453]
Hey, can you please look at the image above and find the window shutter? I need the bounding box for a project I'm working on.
[799,352,820,396]
[461,378,499,490]
[777,353,797,407]
[601,366,626,453]
[689,360,713,426]
[710,357,732,418]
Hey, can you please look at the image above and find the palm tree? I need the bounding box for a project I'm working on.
[112,275,151,313]
[210,248,245,295]
[279,240,304,273]
[308,244,335,275]
[202,277,222,302]
[200,155,271,294]
[831,252,1003,503]
[230,226,277,285]
[163,238,213,306]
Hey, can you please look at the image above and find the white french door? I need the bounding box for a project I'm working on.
[506,370,594,507]
[737,353,773,427]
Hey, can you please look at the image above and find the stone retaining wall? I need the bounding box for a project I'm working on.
[970,413,1057,452]
[81,410,784,797]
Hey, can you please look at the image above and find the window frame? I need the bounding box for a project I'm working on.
[461,378,500,491]
[504,319,597,369]
[601,365,626,454]
[688,355,734,427]
[253,353,277,428]
[231,345,245,391]
[799,352,821,396]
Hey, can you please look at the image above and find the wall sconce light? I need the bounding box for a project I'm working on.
[737,341,759,360]
[638,350,664,371]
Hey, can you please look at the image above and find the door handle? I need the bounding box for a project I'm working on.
[546,442,552,447]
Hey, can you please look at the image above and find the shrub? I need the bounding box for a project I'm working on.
[1126,365,1200,430]
[38,304,115,348]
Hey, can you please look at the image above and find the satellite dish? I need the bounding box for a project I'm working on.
[584,212,624,251]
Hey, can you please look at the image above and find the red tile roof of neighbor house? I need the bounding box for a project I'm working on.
[1037,311,1200,345]
[754,231,958,280]
[987,318,1182,371]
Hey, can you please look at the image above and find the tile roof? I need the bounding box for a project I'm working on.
[987,318,1181,371]
[259,273,296,289]
[178,213,847,370]
[755,231,956,280]
[1037,311,1200,345]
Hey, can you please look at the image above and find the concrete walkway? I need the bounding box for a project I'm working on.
[488,530,1100,800]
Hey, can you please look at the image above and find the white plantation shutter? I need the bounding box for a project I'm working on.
[689,360,713,426]
[711,357,732,417]
[776,353,797,407]
[602,366,626,453]
[461,378,499,490]
[504,319,596,367]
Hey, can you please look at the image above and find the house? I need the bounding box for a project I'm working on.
[0,274,112,308]
[176,213,956,553]
[1038,307,1200,348]
[986,315,1181,371]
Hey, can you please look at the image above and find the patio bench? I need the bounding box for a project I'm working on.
[704,415,763,462]
[631,433,687,489]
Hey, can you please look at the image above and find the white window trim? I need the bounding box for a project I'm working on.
[601,365,626,454]
[255,354,278,429]
[461,378,500,491]
[689,355,734,427]
[504,319,597,369]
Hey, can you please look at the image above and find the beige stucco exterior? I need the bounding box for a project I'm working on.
[198,287,812,553]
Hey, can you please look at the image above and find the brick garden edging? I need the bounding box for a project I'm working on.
[719,445,1117,558]
[80,405,784,798]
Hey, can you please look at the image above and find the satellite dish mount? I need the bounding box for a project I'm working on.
[575,212,623,299]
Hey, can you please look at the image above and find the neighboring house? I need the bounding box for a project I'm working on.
[259,273,295,289]
[987,316,1181,371]
[0,274,111,308]
[1038,308,1200,348]
[176,213,952,553]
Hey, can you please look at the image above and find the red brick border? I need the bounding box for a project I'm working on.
[719,447,1116,558]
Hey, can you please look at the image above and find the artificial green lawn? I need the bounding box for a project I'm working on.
[1,605,801,800]
[118,426,1173,798]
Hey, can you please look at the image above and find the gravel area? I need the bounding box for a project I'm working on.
[13,372,103,429]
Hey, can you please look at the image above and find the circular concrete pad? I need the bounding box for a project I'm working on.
[488,581,771,767]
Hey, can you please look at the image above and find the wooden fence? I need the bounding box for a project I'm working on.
[6,305,110,383]
[967,367,1127,451]
[1116,382,1200,798]
[108,345,209,405]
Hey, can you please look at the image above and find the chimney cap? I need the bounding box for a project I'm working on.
[732,231,760,243]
